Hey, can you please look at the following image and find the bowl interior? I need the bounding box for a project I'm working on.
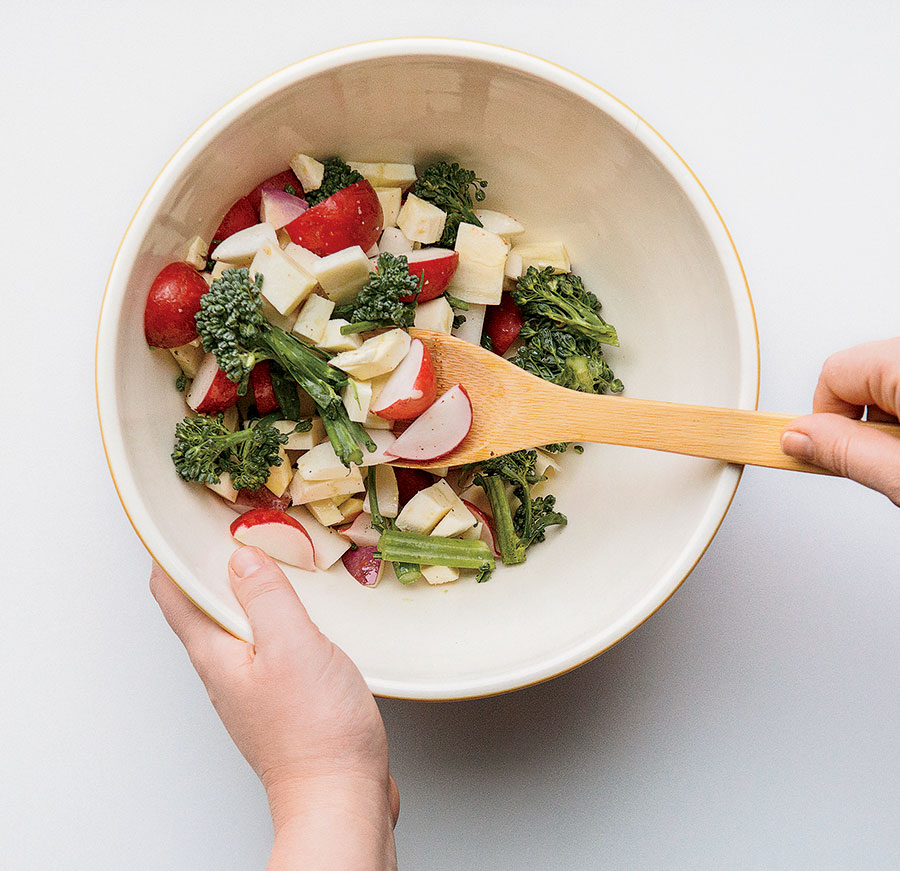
[99,43,756,699]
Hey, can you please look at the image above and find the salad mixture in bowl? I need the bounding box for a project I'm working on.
[145,154,624,589]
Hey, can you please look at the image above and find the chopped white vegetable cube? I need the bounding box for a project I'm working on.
[274,418,325,451]
[364,412,393,430]
[212,223,278,266]
[289,152,325,191]
[221,406,240,433]
[250,243,317,315]
[375,187,402,228]
[379,226,414,255]
[317,319,363,353]
[169,342,205,379]
[430,467,450,478]
[421,564,459,585]
[358,429,399,465]
[260,296,298,332]
[210,259,239,280]
[205,471,238,502]
[504,251,523,281]
[473,209,525,238]
[460,521,484,541]
[414,297,454,334]
[395,479,456,534]
[362,465,399,518]
[342,377,374,423]
[340,497,365,520]
[297,441,355,482]
[431,503,479,538]
[328,329,411,380]
[510,242,570,274]
[365,242,380,258]
[306,498,346,527]
[348,161,417,189]
[289,465,364,505]
[292,294,335,344]
[313,246,372,304]
[535,449,562,478]
[283,243,323,276]
[184,236,209,270]
[451,302,486,345]
[263,446,293,496]
[397,194,447,244]
[446,222,509,305]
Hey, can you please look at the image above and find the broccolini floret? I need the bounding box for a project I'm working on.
[304,157,364,207]
[171,413,286,491]
[334,253,421,334]
[195,267,373,467]
[413,161,487,247]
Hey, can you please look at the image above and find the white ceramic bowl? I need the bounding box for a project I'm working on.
[96,39,757,701]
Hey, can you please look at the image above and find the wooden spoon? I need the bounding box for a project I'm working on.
[399,329,900,473]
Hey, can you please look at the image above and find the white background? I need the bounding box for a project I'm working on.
[4,1,900,868]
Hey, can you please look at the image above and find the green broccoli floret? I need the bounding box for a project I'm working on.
[304,157,364,207]
[413,161,487,247]
[334,253,421,334]
[512,267,619,346]
[514,494,568,549]
[171,413,286,491]
[195,267,373,467]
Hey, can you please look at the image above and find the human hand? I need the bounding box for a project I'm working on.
[781,337,900,504]
[150,546,399,870]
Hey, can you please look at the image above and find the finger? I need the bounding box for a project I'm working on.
[812,338,900,417]
[782,413,900,504]
[228,546,318,651]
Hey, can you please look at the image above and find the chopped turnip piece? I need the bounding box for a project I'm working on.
[379,227,414,255]
[451,303,486,345]
[283,242,323,276]
[347,161,417,189]
[446,223,509,305]
[184,236,209,270]
[339,497,364,520]
[273,418,325,450]
[211,222,278,266]
[262,446,293,497]
[205,471,238,502]
[297,441,358,482]
[307,497,345,527]
[431,503,480,538]
[397,193,446,244]
[473,209,525,238]
[375,187,401,227]
[328,329,411,380]
[509,242,570,274]
[289,152,325,191]
[169,342,205,379]
[289,465,364,505]
[313,246,371,304]
[342,377,374,423]
[292,294,335,344]
[362,464,399,518]
[250,243,317,316]
[395,479,456,534]
[414,296,454,335]
[421,564,460,585]
[316,319,363,353]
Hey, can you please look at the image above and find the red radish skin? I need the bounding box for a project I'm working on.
[394,468,437,507]
[144,262,209,348]
[209,197,259,254]
[484,294,524,356]
[284,180,383,256]
[249,361,279,415]
[341,545,383,587]
[187,353,239,414]
[340,512,381,548]
[462,500,500,558]
[230,509,315,571]
[371,338,437,420]
[223,487,292,514]
[247,169,303,213]
[401,249,459,302]
[386,384,473,462]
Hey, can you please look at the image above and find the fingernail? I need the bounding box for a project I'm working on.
[781,431,814,461]
[231,546,267,579]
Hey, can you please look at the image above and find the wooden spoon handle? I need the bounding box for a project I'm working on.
[527,391,900,474]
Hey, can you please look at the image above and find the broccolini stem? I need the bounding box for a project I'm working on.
[340,321,382,335]
[366,469,421,585]
[479,475,527,565]
[376,530,495,576]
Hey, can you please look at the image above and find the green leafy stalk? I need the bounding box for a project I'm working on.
[335,253,421,334]
[171,413,286,491]
[304,157,363,207]
[413,161,487,247]
[268,361,303,419]
[366,469,421,585]
[376,530,495,583]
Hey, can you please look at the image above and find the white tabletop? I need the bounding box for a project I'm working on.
[5,2,900,867]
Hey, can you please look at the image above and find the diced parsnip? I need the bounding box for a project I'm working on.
[451,302,486,345]
[210,259,239,280]
[397,194,446,244]
[313,246,372,304]
[184,236,209,270]
[379,227,414,255]
[205,470,238,502]
[339,496,365,520]
[250,244,317,315]
[535,448,562,478]
[364,412,393,430]
[510,242,570,274]
[169,342,205,379]
[274,418,325,451]
[414,296,454,334]
[473,209,525,238]
[375,187,401,228]
[287,505,351,568]
[328,329,411,380]
[395,479,456,534]
[431,503,480,538]
[430,467,450,478]
[221,406,240,432]
[211,223,278,266]
[459,521,484,541]
[297,441,357,482]
[504,250,523,281]
[292,294,335,344]
[289,465,364,505]
[348,161,417,189]
[260,297,298,332]
[306,497,346,527]
[276,228,292,248]
[289,152,325,191]
[365,242,380,258]
[446,222,509,305]
[362,465,399,518]
[317,319,363,353]
[342,377,373,423]
[368,372,391,404]
[421,564,460,585]
[264,446,293,496]
[331,493,352,508]
[283,242,323,277]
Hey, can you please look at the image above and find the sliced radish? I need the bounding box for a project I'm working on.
[484,293,523,356]
[229,509,315,570]
[186,353,239,414]
[340,512,381,547]
[402,248,459,302]
[288,506,351,569]
[359,429,399,466]
[462,500,500,557]
[260,187,309,229]
[247,169,303,212]
[370,338,437,420]
[144,262,209,348]
[211,222,278,266]
[249,361,279,415]
[223,486,292,515]
[394,468,437,507]
[210,197,258,255]
[341,545,383,587]
[385,385,472,461]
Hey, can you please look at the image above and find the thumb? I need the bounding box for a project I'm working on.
[228,546,317,649]
[782,413,900,505]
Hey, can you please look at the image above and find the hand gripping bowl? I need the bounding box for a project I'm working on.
[96,39,758,701]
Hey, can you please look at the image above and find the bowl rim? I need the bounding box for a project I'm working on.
[96,37,759,701]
